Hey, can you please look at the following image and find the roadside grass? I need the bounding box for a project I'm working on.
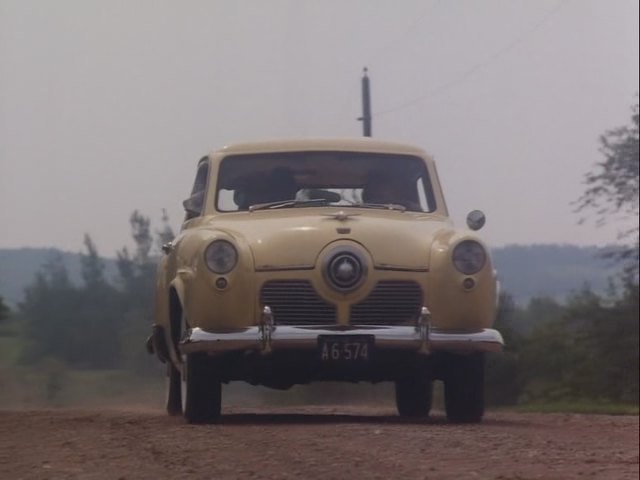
[0,366,165,409]
[2,350,637,416]
[506,401,639,416]
[0,319,23,365]
[1,369,401,410]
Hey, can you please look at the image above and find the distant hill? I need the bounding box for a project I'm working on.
[0,244,621,308]
[491,244,618,305]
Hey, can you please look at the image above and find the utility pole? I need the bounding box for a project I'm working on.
[358,67,372,137]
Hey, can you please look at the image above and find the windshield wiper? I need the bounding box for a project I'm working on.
[249,198,329,212]
[354,202,407,212]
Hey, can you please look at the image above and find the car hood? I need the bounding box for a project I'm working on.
[202,209,452,270]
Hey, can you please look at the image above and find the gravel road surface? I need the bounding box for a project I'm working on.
[0,406,637,479]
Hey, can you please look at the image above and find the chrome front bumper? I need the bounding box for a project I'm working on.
[179,307,504,356]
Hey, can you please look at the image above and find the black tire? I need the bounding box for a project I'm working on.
[165,363,182,416]
[395,375,433,418]
[181,352,222,424]
[442,352,485,424]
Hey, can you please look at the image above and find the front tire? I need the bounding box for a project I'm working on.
[165,363,182,416]
[395,375,433,418]
[442,352,485,423]
[181,352,222,424]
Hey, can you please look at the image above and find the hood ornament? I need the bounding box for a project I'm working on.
[322,210,361,222]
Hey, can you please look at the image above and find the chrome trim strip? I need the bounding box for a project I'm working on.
[179,325,503,355]
[255,265,315,272]
[374,264,429,272]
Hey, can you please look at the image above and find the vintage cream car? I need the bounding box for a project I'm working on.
[148,138,503,424]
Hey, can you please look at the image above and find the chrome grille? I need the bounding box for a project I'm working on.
[260,280,337,325]
[350,281,423,325]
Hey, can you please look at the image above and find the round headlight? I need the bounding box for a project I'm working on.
[204,240,238,274]
[452,240,487,275]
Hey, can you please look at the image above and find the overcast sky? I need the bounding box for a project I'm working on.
[1,0,638,256]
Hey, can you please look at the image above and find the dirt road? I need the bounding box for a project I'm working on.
[0,406,637,480]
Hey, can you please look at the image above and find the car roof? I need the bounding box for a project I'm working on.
[214,138,430,157]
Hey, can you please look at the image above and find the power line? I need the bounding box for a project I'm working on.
[332,1,441,125]
[364,0,443,68]
[374,0,570,118]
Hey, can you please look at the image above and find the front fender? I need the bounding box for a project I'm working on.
[426,230,497,329]
[152,255,193,366]
[171,228,257,332]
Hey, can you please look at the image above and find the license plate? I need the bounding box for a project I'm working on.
[318,335,374,362]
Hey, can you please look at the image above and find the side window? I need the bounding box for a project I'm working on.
[183,158,209,220]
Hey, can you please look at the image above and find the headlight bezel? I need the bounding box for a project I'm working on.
[204,239,238,274]
[452,240,487,275]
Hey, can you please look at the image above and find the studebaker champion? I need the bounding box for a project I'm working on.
[148,138,503,424]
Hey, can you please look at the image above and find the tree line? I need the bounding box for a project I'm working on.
[486,280,638,406]
[5,210,174,375]
[485,101,639,406]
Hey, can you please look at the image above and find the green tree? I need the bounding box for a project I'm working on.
[80,233,106,288]
[116,210,168,374]
[563,284,639,403]
[568,101,640,404]
[576,101,639,275]
[515,286,639,405]
[21,245,124,368]
[156,208,176,251]
[515,296,578,402]
[0,296,9,323]
[116,210,156,293]
[20,254,80,364]
[485,291,524,406]
[130,210,153,264]
[77,234,125,368]
[18,211,172,373]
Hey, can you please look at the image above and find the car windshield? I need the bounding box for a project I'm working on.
[215,151,436,212]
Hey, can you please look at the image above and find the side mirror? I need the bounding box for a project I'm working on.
[182,191,205,218]
[466,210,486,231]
